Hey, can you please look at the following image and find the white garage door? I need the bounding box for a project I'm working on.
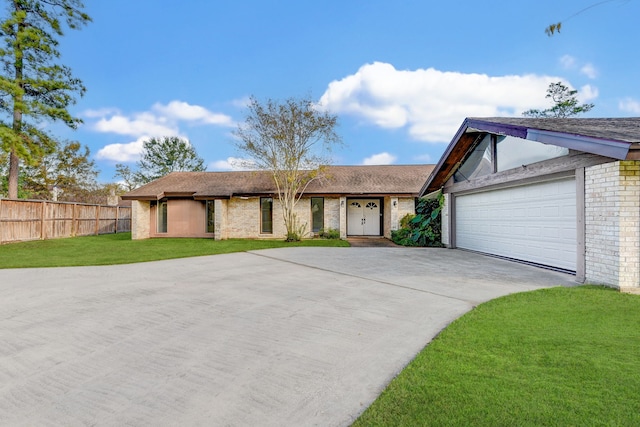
[455,178,576,271]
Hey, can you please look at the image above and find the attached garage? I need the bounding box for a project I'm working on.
[420,117,640,293]
[454,178,576,271]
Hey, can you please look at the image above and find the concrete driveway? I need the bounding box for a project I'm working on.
[0,247,575,426]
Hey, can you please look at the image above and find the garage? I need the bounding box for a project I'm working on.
[455,178,576,271]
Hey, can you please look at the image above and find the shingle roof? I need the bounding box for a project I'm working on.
[467,117,640,143]
[419,117,640,196]
[122,165,434,200]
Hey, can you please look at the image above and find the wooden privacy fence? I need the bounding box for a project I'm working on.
[0,198,132,244]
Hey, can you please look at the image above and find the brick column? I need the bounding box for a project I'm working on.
[618,161,640,293]
[339,197,347,239]
[585,161,640,293]
[131,200,150,240]
[214,199,228,240]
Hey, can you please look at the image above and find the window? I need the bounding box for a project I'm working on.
[157,200,167,233]
[206,200,215,233]
[454,134,493,182]
[261,197,273,234]
[496,135,569,172]
[311,197,324,233]
[454,133,570,183]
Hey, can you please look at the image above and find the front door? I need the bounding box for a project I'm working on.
[347,199,381,236]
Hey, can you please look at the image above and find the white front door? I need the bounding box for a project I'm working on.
[347,199,381,236]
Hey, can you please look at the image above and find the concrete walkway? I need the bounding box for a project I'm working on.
[0,247,575,426]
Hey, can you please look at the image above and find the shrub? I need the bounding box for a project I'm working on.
[319,228,340,239]
[391,193,444,247]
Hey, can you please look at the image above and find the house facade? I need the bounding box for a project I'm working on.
[122,165,433,241]
[420,117,640,294]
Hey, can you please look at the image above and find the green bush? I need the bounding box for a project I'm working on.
[391,193,444,247]
[319,227,340,239]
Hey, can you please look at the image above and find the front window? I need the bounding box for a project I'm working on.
[454,133,570,183]
[157,200,167,233]
[261,197,273,234]
[454,134,492,182]
[206,200,215,233]
[311,197,324,233]
[496,135,569,172]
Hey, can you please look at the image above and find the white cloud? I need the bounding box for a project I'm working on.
[560,55,597,79]
[320,62,568,143]
[89,100,235,163]
[96,136,146,162]
[578,84,599,102]
[231,96,252,108]
[560,55,576,69]
[619,98,640,114]
[362,152,397,165]
[152,101,234,126]
[94,114,179,137]
[580,63,598,79]
[209,157,256,171]
[87,100,233,138]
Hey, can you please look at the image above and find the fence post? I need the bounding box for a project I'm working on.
[115,206,119,234]
[95,205,100,236]
[72,203,77,237]
[40,200,46,240]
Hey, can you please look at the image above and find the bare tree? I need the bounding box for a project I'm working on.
[234,95,341,241]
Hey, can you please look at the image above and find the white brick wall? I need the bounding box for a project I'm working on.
[222,196,343,240]
[324,198,341,232]
[585,161,640,293]
[397,198,415,226]
[214,199,228,240]
[441,193,450,247]
[131,200,150,240]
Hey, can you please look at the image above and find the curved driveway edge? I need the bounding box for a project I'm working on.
[0,247,575,426]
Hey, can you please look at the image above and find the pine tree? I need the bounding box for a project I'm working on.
[0,0,90,198]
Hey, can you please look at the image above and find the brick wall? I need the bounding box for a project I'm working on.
[397,198,415,226]
[132,195,415,242]
[131,200,150,240]
[441,193,450,246]
[223,196,343,239]
[585,161,640,293]
[324,197,341,232]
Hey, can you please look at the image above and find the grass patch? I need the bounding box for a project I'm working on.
[0,232,350,268]
[355,286,640,426]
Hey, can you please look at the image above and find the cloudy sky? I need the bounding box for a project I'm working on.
[49,0,639,181]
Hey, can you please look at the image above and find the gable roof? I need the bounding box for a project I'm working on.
[420,117,640,196]
[122,165,434,200]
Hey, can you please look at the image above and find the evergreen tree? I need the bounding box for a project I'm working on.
[0,0,90,198]
[523,82,594,118]
[118,136,206,186]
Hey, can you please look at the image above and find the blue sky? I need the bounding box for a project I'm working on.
[52,0,639,182]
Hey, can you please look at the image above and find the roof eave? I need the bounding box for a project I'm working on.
[419,118,634,197]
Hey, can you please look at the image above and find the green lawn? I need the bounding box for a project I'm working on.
[355,286,640,426]
[0,232,349,268]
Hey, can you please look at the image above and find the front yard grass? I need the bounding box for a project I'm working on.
[355,286,640,426]
[0,232,349,268]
